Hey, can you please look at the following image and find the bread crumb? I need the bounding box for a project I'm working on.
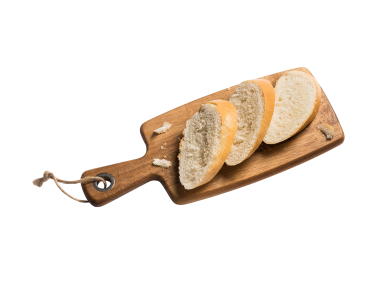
[154,122,172,134]
[317,126,319,130]
[320,123,334,140]
[163,143,166,146]
[161,146,166,150]
[163,155,168,158]
[153,158,171,169]
[227,87,230,90]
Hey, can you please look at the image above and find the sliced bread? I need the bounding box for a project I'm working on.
[178,100,237,190]
[226,79,275,166]
[263,71,321,144]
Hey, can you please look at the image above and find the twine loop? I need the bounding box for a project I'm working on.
[33,171,106,203]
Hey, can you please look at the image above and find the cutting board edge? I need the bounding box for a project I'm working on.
[80,171,161,208]
[167,130,345,205]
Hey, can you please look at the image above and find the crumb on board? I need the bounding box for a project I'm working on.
[227,87,230,90]
[161,146,166,150]
[153,158,171,169]
[163,143,166,146]
[163,155,168,158]
[154,122,172,134]
[317,126,319,130]
[320,123,334,140]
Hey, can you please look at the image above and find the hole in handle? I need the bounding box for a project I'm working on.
[93,173,115,192]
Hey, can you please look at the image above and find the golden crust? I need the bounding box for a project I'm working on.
[263,71,321,144]
[178,100,237,189]
[225,79,275,166]
[290,74,321,137]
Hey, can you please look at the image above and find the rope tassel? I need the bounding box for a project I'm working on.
[33,171,106,203]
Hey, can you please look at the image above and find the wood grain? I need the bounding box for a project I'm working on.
[81,67,345,207]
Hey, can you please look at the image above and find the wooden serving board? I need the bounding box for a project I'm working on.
[81,67,345,207]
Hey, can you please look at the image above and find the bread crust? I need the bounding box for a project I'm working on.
[226,79,275,166]
[263,71,321,144]
[178,100,237,189]
[290,75,321,137]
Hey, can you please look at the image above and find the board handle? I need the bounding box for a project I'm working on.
[81,154,156,207]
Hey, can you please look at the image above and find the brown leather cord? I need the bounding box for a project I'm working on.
[33,171,106,203]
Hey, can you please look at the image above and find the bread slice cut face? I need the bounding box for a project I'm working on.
[226,79,275,166]
[179,100,237,190]
[263,71,321,144]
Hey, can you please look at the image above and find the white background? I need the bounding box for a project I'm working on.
[0,0,379,282]
[370,0,379,282]
[0,1,8,282]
